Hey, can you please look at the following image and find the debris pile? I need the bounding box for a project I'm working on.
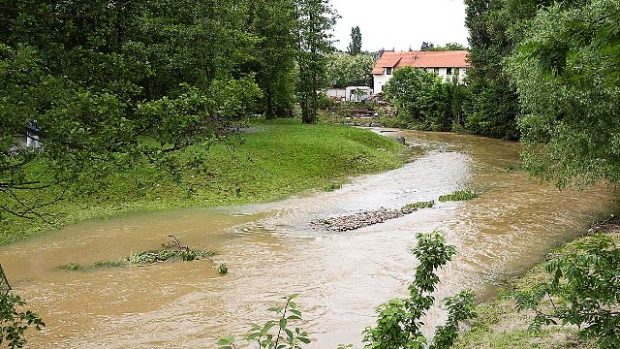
[311,201,434,232]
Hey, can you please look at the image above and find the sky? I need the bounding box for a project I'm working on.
[330,0,470,52]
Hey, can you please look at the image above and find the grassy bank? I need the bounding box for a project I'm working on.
[0,119,404,246]
[454,221,620,349]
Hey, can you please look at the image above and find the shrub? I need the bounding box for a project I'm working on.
[512,234,620,349]
[439,190,479,202]
[364,232,477,349]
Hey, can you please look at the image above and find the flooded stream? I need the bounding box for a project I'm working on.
[1,130,616,348]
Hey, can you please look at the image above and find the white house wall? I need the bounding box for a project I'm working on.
[373,67,467,93]
[373,73,391,94]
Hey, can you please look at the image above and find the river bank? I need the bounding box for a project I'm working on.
[2,128,616,349]
[0,119,404,246]
[455,217,620,349]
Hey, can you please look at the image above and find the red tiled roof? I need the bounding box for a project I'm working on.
[373,51,469,75]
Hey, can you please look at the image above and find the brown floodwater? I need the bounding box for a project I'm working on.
[1,130,617,349]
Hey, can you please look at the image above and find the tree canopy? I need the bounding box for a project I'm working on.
[295,0,338,124]
[0,0,338,218]
[508,0,620,187]
[325,53,374,88]
[347,26,362,55]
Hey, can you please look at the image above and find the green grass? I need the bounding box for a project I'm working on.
[454,231,620,349]
[126,249,215,264]
[323,182,343,192]
[56,248,216,272]
[403,201,435,211]
[0,119,404,245]
[56,260,126,272]
[439,189,479,202]
[218,263,229,275]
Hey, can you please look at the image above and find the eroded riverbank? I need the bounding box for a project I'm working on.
[1,129,616,348]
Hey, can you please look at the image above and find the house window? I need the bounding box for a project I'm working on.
[434,68,440,75]
[454,68,460,76]
[447,68,453,75]
[386,67,393,75]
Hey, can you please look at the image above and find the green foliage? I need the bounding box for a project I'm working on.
[421,42,468,51]
[507,0,620,188]
[0,0,262,219]
[363,232,476,349]
[421,42,436,51]
[430,291,477,349]
[324,182,343,192]
[56,263,85,272]
[127,249,214,265]
[217,295,312,349]
[246,0,298,118]
[57,248,214,271]
[218,264,229,275]
[347,26,363,55]
[0,292,45,349]
[295,0,338,124]
[438,190,479,202]
[464,0,521,139]
[383,67,450,131]
[326,53,375,88]
[512,234,620,349]
[383,67,470,132]
[402,201,436,212]
[56,260,126,272]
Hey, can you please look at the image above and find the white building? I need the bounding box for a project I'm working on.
[372,51,469,93]
[325,86,372,102]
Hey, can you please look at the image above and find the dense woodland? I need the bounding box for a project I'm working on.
[384,0,620,188]
[0,0,337,220]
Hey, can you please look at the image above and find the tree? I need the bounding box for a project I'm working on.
[420,42,468,51]
[325,53,374,88]
[513,234,620,349]
[507,0,620,187]
[347,26,362,55]
[383,67,452,131]
[442,42,468,51]
[0,0,262,219]
[420,42,436,51]
[463,0,521,140]
[245,0,298,118]
[295,0,338,124]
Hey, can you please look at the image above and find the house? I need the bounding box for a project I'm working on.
[326,88,347,101]
[325,86,373,102]
[372,51,469,93]
[346,86,372,102]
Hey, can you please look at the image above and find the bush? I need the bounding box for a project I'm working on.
[383,68,470,132]
[364,232,477,349]
[439,190,479,202]
[512,234,620,349]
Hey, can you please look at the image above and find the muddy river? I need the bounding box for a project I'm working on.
[1,130,616,348]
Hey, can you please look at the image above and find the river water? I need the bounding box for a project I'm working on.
[1,130,616,348]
